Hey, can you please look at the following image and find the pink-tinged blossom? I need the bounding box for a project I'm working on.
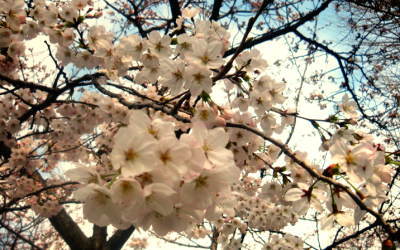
[144,183,176,216]
[250,90,272,116]
[235,49,268,72]
[285,183,325,214]
[59,4,78,22]
[123,183,177,227]
[73,184,121,227]
[148,31,172,56]
[155,137,191,171]
[111,127,158,177]
[260,113,277,135]
[111,178,144,207]
[65,165,102,185]
[374,164,394,183]
[265,81,286,105]
[45,28,64,45]
[128,110,175,140]
[260,181,283,202]
[1,0,25,31]
[353,192,385,224]
[159,59,186,95]
[181,165,239,209]
[184,65,213,96]
[182,7,200,19]
[192,105,219,128]
[150,137,192,187]
[254,75,273,92]
[320,210,354,230]
[62,28,76,47]
[179,131,208,173]
[7,41,25,58]
[339,94,358,119]
[116,34,148,61]
[21,21,41,40]
[0,28,13,47]
[41,4,58,26]
[189,122,234,168]
[72,0,88,10]
[328,188,355,210]
[263,234,303,250]
[55,46,74,66]
[135,56,161,84]
[330,140,377,181]
[232,97,249,112]
[93,39,114,58]
[205,193,237,220]
[87,25,113,49]
[73,51,101,69]
[176,34,194,56]
[187,40,224,69]
[137,204,201,236]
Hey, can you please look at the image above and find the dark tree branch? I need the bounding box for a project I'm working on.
[324,221,379,249]
[91,74,400,243]
[93,83,190,123]
[225,122,397,239]
[0,182,79,215]
[91,225,107,250]
[103,0,147,37]
[210,227,219,250]
[223,0,333,57]
[292,29,390,132]
[0,220,43,250]
[292,28,382,94]
[49,209,90,250]
[18,72,105,123]
[210,0,223,21]
[168,0,182,25]
[0,73,54,93]
[214,0,273,81]
[105,226,135,250]
[44,41,69,86]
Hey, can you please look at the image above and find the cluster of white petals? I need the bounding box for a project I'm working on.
[67,110,239,235]
[283,129,394,228]
[237,195,298,231]
[0,1,396,247]
[262,233,303,250]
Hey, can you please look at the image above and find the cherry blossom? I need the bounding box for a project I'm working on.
[0,2,398,249]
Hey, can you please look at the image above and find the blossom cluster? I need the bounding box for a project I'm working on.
[284,129,394,228]
[67,110,239,235]
[0,0,396,248]
[262,233,303,250]
[233,180,298,232]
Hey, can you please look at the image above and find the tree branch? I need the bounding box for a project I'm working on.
[168,0,182,25]
[91,225,107,250]
[223,0,333,57]
[210,0,223,21]
[210,227,219,250]
[324,221,379,249]
[225,121,396,239]
[214,0,273,81]
[292,29,389,130]
[49,209,90,250]
[105,226,135,250]
[0,73,54,93]
[0,220,43,250]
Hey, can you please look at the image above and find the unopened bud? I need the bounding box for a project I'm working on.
[212,116,226,128]
[382,239,395,250]
[348,118,357,125]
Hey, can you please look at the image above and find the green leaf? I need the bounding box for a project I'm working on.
[200,91,212,103]
[171,38,178,45]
